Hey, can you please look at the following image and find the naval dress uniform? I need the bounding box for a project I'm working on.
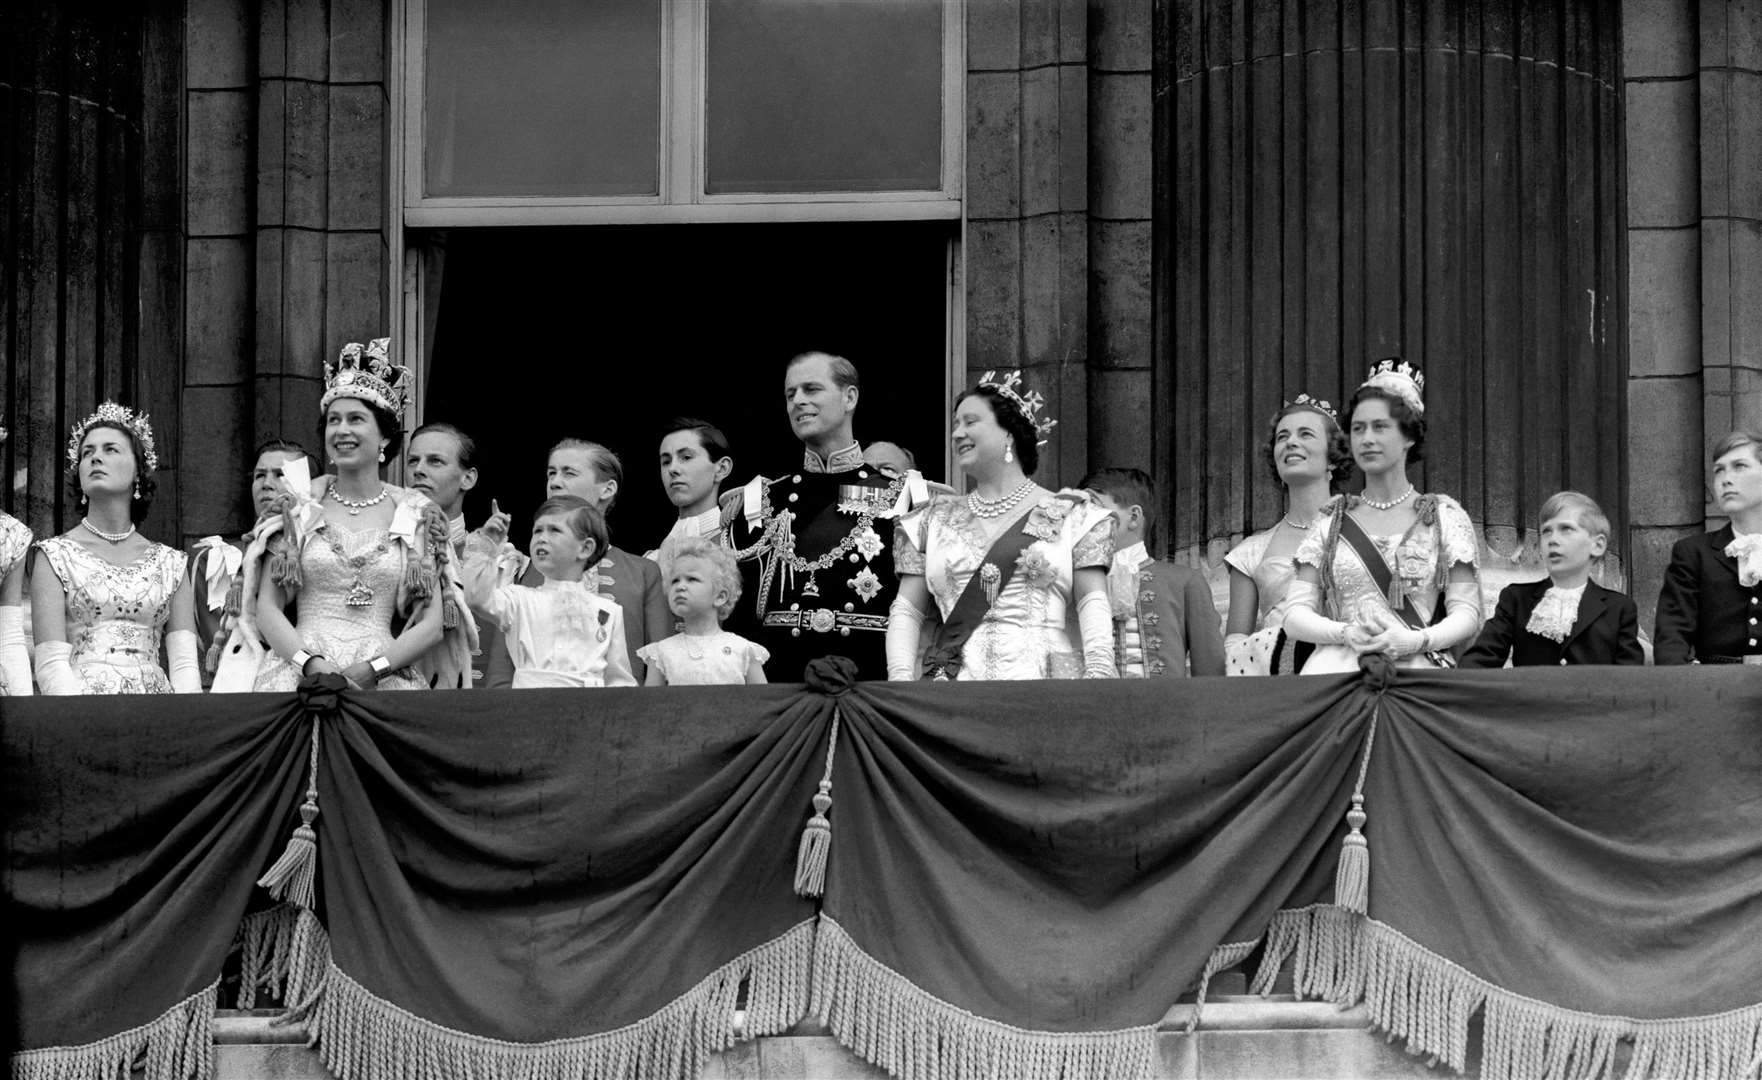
[725,442,921,683]
[1654,525,1762,665]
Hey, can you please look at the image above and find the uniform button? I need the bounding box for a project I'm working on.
[788,492,799,503]
[791,629,802,638]
[839,628,850,636]
[858,470,868,479]
[1752,639,1758,647]
[793,475,802,483]
[844,603,854,612]
[790,603,800,611]
[849,553,859,563]
[1559,659,1568,666]
[1752,617,1758,625]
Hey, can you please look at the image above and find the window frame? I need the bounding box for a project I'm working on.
[400,0,964,227]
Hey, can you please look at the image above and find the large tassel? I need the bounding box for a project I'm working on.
[260,723,321,909]
[1334,794,1369,914]
[1334,695,1382,915]
[793,704,842,899]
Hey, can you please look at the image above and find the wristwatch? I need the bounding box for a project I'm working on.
[369,655,392,678]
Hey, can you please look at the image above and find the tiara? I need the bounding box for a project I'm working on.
[1360,357,1425,415]
[1282,392,1337,424]
[66,402,158,473]
[322,338,412,418]
[978,370,1058,446]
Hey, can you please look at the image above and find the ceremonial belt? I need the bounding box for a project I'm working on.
[922,505,1044,680]
[1336,511,1456,668]
[763,609,889,635]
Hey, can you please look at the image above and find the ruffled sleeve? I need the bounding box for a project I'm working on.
[636,641,667,681]
[1431,494,1480,571]
[893,496,945,577]
[1224,530,1270,578]
[1069,510,1116,570]
[0,514,32,579]
[743,637,771,668]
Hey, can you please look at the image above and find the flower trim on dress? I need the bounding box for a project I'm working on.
[1024,497,1075,544]
[1014,547,1055,589]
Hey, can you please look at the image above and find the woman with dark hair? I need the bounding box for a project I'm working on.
[885,373,1118,680]
[1223,394,1351,675]
[190,438,308,681]
[0,424,33,693]
[215,339,474,691]
[30,403,200,693]
[1282,360,1484,673]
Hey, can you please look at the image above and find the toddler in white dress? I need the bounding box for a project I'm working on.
[639,539,768,686]
[463,496,635,688]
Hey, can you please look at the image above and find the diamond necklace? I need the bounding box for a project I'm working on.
[1360,486,1414,511]
[967,480,1035,519]
[329,484,390,515]
[81,517,135,544]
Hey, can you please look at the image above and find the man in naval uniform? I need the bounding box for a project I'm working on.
[724,351,925,682]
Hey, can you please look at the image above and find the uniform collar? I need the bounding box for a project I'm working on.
[447,513,467,550]
[803,441,864,474]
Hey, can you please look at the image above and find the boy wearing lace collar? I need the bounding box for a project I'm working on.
[1462,492,1643,668]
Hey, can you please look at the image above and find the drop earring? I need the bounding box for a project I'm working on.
[378,449,386,463]
[1004,443,1014,464]
[132,480,141,500]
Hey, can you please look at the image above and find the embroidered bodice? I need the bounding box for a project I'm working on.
[1293,494,1480,625]
[38,536,186,693]
[896,493,1114,680]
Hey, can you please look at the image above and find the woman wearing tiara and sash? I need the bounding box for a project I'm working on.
[885,373,1118,681]
[30,404,201,694]
[1222,394,1351,676]
[214,339,475,692]
[1282,360,1484,673]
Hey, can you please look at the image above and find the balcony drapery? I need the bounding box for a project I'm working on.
[7,666,1762,1080]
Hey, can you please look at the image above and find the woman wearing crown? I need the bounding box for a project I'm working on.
[1281,360,1484,673]
[29,404,202,694]
[0,424,35,694]
[214,339,475,692]
[1222,394,1352,675]
[885,373,1118,680]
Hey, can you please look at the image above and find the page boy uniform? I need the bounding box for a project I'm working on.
[1461,578,1643,667]
[1108,542,1225,677]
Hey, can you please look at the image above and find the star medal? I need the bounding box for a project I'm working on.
[853,525,884,562]
[851,567,882,603]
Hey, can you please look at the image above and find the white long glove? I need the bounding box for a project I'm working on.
[1279,580,1351,646]
[0,607,33,695]
[166,629,202,693]
[885,595,926,681]
[34,640,82,695]
[1076,590,1118,678]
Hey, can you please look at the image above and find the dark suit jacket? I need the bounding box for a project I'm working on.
[1654,525,1762,665]
[483,545,669,686]
[1461,579,1644,668]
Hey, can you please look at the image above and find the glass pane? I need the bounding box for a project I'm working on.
[423,0,661,197]
[706,0,943,194]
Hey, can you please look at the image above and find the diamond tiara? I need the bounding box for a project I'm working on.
[977,370,1058,446]
[66,402,159,473]
[322,337,412,419]
[1282,392,1338,424]
[1360,357,1425,415]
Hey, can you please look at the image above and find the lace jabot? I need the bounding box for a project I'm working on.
[1525,582,1586,643]
[1726,531,1762,587]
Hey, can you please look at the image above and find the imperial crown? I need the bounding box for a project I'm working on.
[1360,357,1426,415]
[978,370,1058,446]
[322,338,412,418]
[66,402,159,473]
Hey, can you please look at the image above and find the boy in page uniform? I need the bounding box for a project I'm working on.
[1082,468,1225,677]
[1461,491,1643,667]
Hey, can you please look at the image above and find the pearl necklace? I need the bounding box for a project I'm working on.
[329,484,390,515]
[82,517,136,544]
[967,480,1035,519]
[1360,487,1415,511]
[1283,515,1311,530]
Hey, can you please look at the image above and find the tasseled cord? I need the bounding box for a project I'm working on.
[793,704,842,898]
[1334,696,1381,915]
[259,721,322,910]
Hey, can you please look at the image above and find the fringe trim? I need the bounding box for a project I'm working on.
[1183,939,1260,1034]
[232,904,331,1017]
[309,918,815,1080]
[10,982,216,1080]
[810,916,1159,1080]
[1253,904,1762,1080]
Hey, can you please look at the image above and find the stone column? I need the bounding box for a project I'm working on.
[964,0,1091,485]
